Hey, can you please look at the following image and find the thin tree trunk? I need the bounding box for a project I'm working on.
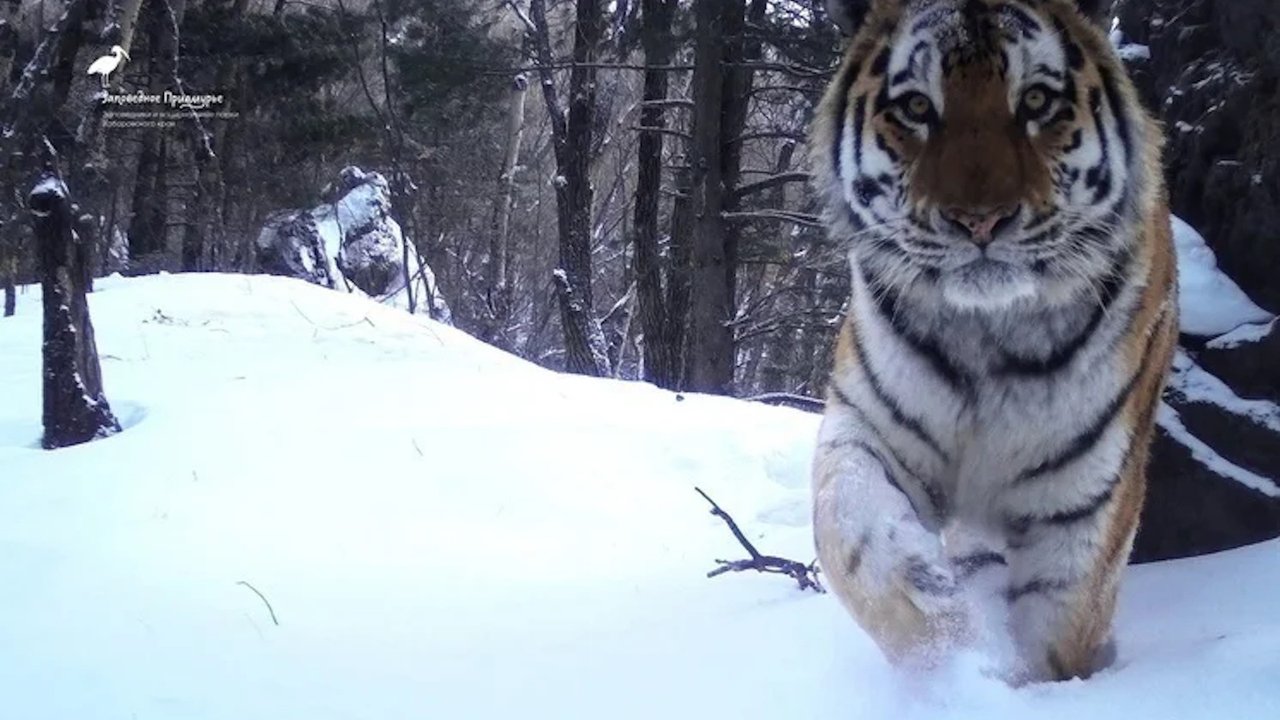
[2,263,14,316]
[632,0,679,388]
[528,0,610,376]
[31,174,120,449]
[483,73,529,348]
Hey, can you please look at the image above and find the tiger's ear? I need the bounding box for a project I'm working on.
[826,0,872,36]
[1074,0,1113,25]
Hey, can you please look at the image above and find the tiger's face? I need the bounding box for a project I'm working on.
[816,0,1153,310]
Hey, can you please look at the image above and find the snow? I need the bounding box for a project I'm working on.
[1172,215,1275,336]
[1167,350,1280,436]
[1116,44,1151,62]
[1207,318,1276,350]
[1157,403,1279,498]
[256,167,450,321]
[1,274,1279,719]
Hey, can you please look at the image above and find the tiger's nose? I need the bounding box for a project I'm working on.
[940,204,1019,244]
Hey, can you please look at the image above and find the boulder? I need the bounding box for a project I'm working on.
[1115,0,1280,314]
[255,166,451,321]
[1135,350,1280,561]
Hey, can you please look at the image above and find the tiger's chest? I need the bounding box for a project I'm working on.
[858,290,1136,524]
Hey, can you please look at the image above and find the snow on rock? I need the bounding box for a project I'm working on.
[1173,215,1274,336]
[1,274,1279,719]
[255,166,450,321]
[1207,318,1277,350]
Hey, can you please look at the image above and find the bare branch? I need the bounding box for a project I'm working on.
[640,98,695,109]
[631,125,692,140]
[731,172,811,200]
[695,488,824,593]
[722,209,823,227]
[505,0,536,34]
[743,392,825,413]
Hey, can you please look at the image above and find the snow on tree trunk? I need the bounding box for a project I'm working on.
[31,173,120,449]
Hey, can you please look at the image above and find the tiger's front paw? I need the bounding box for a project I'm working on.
[876,519,974,657]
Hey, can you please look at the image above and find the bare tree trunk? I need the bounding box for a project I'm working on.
[685,0,737,394]
[632,0,680,388]
[528,0,609,376]
[32,174,120,449]
[2,262,13,316]
[128,0,186,262]
[683,0,764,395]
[72,0,147,278]
[483,73,529,348]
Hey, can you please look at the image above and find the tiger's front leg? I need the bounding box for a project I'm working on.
[812,396,970,665]
[1001,450,1149,682]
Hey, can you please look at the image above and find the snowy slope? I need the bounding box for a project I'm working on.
[0,274,1277,720]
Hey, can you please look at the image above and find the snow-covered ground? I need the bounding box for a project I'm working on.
[0,274,1277,719]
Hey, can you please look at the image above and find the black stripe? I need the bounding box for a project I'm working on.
[853,176,884,205]
[906,558,959,596]
[996,247,1131,376]
[829,382,945,517]
[1007,577,1070,603]
[853,95,867,169]
[849,320,950,462]
[1098,64,1133,164]
[852,440,921,517]
[862,268,974,397]
[830,61,861,188]
[870,46,891,77]
[998,4,1042,38]
[1012,304,1169,484]
[1014,476,1119,529]
[874,131,900,163]
[1085,87,1113,203]
[890,41,929,87]
[955,550,1007,578]
[1063,128,1084,152]
[1053,16,1084,69]
[1034,63,1064,81]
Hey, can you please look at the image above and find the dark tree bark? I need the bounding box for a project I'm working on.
[529,0,610,376]
[683,0,764,395]
[128,0,186,261]
[2,265,13,316]
[631,0,681,388]
[31,174,120,449]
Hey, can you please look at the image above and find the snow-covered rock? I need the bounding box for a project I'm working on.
[0,274,1278,718]
[1173,215,1273,336]
[255,166,450,321]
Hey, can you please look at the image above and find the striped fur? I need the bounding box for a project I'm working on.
[810,0,1176,681]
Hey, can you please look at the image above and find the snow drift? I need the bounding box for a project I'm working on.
[0,273,1277,719]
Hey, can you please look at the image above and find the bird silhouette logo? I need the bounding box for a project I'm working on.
[87,45,130,89]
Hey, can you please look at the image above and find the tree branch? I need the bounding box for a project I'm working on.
[721,209,823,227]
[631,125,691,140]
[695,487,824,593]
[731,172,810,200]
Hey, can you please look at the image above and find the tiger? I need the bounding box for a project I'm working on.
[808,0,1177,682]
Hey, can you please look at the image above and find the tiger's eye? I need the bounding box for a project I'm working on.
[904,93,933,122]
[1021,86,1053,119]
[1024,88,1047,110]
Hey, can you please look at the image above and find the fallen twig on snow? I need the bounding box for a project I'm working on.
[237,581,280,626]
[695,487,824,593]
